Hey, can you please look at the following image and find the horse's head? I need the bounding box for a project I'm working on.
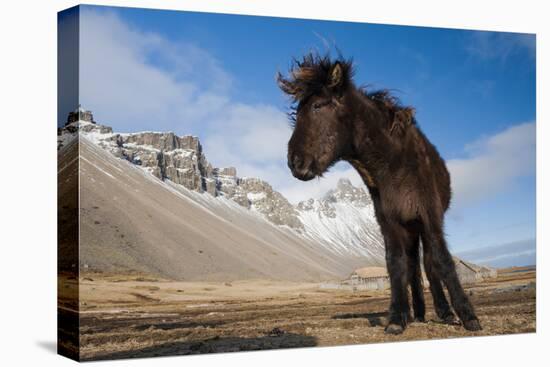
[278,54,354,181]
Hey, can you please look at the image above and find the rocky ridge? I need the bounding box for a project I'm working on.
[58,121,303,230]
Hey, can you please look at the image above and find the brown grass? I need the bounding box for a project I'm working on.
[58,269,536,361]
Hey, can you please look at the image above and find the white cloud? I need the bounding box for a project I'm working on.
[204,103,292,165]
[447,121,535,207]
[79,9,232,132]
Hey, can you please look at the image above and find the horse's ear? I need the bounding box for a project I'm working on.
[328,63,343,89]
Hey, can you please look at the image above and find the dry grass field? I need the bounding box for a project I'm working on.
[58,268,535,361]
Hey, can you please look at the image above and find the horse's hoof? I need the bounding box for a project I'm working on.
[441,314,460,325]
[384,323,405,335]
[413,316,426,323]
[463,319,482,331]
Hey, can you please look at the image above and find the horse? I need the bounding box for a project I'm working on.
[277,53,481,334]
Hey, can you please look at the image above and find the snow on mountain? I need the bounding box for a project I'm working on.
[59,120,385,267]
[296,179,385,263]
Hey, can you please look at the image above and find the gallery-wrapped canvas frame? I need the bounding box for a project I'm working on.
[58,4,536,362]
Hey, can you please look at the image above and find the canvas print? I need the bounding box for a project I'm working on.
[57,4,536,361]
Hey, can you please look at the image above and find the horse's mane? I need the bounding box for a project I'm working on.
[362,88,417,127]
[277,52,416,129]
[277,52,354,102]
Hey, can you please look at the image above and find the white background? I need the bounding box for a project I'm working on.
[0,0,547,366]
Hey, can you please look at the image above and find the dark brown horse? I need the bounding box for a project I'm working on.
[278,53,481,334]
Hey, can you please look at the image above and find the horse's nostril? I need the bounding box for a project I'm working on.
[293,155,302,168]
[287,153,296,170]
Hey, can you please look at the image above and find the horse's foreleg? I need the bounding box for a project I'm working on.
[380,219,411,334]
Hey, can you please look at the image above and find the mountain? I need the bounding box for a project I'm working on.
[76,121,304,230]
[58,120,385,281]
[296,179,385,260]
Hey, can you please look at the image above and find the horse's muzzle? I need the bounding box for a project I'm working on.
[288,153,317,181]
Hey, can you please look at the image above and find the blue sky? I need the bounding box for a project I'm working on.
[66,5,536,264]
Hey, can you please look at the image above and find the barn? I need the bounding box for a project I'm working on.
[349,267,390,290]
[453,258,482,284]
[453,258,497,284]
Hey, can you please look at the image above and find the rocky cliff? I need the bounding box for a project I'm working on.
[59,121,304,230]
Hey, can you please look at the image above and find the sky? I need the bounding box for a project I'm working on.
[61,5,536,263]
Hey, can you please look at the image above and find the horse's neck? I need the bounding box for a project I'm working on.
[348,96,409,185]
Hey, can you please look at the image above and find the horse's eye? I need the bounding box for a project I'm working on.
[312,102,325,111]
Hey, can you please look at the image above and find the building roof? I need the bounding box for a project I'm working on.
[479,265,496,272]
[352,266,388,278]
[454,258,496,273]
